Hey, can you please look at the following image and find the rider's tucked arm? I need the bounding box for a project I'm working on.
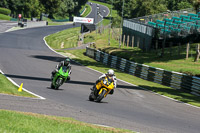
[68,65,72,74]
[56,61,64,70]
[113,76,117,88]
[99,74,106,79]
[95,74,106,84]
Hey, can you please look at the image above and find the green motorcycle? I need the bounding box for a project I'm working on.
[51,66,69,89]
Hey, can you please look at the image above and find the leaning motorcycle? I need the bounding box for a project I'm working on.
[51,66,69,90]
[89,77,114,102]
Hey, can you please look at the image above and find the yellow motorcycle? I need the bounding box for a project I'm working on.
[89,77,114,102]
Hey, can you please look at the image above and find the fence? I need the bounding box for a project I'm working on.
[86,47,200,96]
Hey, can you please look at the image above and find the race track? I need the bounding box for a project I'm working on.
[0,3,200,133]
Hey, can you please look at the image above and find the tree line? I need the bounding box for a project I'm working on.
[0,0,88,19]
[0,0,199,20]
[101,0,200,19]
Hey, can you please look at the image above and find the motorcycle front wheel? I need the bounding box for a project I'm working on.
[89,92,94,101]
[55,78,63,90]
[96,89,106,102]
[51,83,55,89]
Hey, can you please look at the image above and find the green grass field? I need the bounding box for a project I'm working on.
[0,13,11,20]
[45,27,81,49]
[0,110,132,133]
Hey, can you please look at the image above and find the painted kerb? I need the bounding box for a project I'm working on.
[86,47,200,96]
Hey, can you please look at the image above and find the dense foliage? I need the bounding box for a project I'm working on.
[0,0,88,19]
[0,7,11,15]
[0,0,199,19]
[112,0,199,19]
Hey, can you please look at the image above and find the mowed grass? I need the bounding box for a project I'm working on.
[0,73,36,98]
[45,26,200,107]
[81,4,92,17]
[100,44,200,76]
[84,28,200,76]
[0,13,11,20]
[47,22,72,26]
[45,27,81,49]
[0,110,132,133]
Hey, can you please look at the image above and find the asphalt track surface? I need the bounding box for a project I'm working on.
[1,4,200,133]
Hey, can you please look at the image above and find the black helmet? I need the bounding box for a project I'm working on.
[64,58,70,66]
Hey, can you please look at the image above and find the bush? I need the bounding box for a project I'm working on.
[0,14,11,20]
[0,7,11,15]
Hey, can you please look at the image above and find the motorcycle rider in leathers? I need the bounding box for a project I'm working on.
[51,57,71,81]
[91,69,117,94]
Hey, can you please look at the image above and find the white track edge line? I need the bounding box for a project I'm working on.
[0,69,45,100]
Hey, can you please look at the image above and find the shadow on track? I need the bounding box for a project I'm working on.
[29,55,80,66]
[46,87,64,91]
[5,74,145,90]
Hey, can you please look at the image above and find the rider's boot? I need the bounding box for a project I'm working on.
[90,85,97,99]
[67,76,70,81]
[109,89,114,95]
[51,70,56,80]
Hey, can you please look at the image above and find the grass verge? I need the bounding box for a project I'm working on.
[81,4,92,17]
[0,110,133,133]
[84,28,200,76]
[0,13,11,20]
[45,27,81,49]
[47,22,73,26]
[0,73,36,98]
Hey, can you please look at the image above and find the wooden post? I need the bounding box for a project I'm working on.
[178,42,181,56]
[161,39,166,57]
[132,36,134,48]
[127,35,129,47]
[156,40,158,51]
[112,28,113,38]
[169,42,173,56]
[123,35,125,47]
[194,44,200,62]
[186,42,190,59]
[143,38,146,51]
[108,25,111,46]
[137,37,140,48]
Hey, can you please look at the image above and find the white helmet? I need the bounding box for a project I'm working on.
[107,69,114,76]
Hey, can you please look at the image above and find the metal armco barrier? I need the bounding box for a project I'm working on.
[86,47,200,96]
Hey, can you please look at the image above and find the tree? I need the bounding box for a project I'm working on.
[177,1,192,10]
[0,0,44,18]
[113,0,168,18]
[56,0,75,18]
[113,0,137,18]
[39,0,62,18]
[0,0,8,8]
[190,0,200,13]
[132,0,167,17]
[73,0,87,16]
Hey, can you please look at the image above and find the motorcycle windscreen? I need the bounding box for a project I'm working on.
[106,77,114,90]
[59,66,69,77]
